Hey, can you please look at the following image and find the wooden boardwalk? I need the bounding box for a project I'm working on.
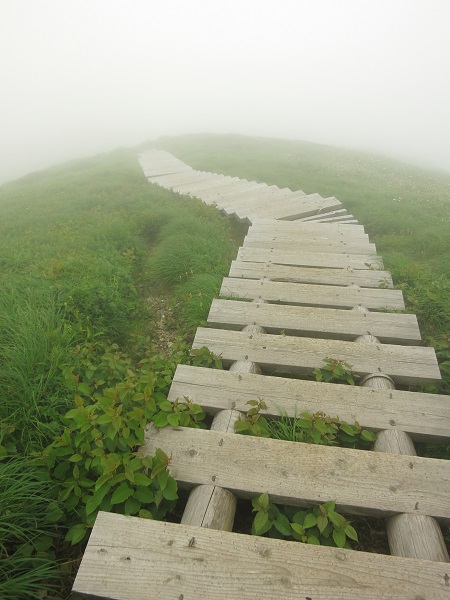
[74,150,450,599]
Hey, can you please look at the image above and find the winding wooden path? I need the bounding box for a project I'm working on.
[74,150,450,599]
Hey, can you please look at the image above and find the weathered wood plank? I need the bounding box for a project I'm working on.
[245,227,369,243]
[73,513,450,599]
[208,299,421,344]
[228,261,394,288]
[192,328,441,384]
[237,246,383,269]
[246,197,343,221]
[251,217,367,235]
[198,181,268,201]
[243,236,376,254]
[172,175,235,193]
[220,277,403,310]
[138,151,191,177]
[143,427,450,519]
[168,365,450,441]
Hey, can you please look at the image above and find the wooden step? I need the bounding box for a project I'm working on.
[251,218,367,235]
[169,365,450,442]
[246,197,342,221]
[246,226,370,243]
[243,235,376,255]
[208,299,421,344]
[228,261,394,288]
[192,328,441,384]
[73,512,450,599]
[237,246,383,269]
[143,426,449,520]
[220,277,404,310]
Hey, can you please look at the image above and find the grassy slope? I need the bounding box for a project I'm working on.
[0,148,240,598]
[154,133,450,346]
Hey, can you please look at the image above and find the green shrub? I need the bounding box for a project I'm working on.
[251,493,358,548]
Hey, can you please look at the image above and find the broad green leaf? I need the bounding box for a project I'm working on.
[361,429,376,442]
[124,497,141,515]
[167,413,180,426]
[290,522,305,536]
[161,476,178,501]
[306,535,320,545]
[65,523,88,545]
[328,510,346,528]
[258,492,270,510]
[292,511,307,525]
[332,529,346,548]
[78,383,92,396]
[253,510,270,535]
[344,524,359,542]
[85,484,110,516]
[339,422,356,436]
[303,513,318,529]
[134,486,154,503]
[69,453,83,463]
[274,513,291,536]
[317,515,328,533]
[153,412,168,428]
[110,482,133,505]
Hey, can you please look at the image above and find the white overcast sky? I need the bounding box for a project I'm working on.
[1,0,450,183]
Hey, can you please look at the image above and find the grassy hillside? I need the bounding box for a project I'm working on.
[1,134,449,596]
[0,148,241,598]
[154,133,450,381]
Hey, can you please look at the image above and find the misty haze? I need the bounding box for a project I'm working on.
[1,0,450,184]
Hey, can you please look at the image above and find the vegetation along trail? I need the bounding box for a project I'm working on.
[1,134,449,597]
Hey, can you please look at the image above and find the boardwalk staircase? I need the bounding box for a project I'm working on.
[73,150,450,599]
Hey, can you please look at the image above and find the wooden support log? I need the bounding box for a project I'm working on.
[181,321,266,531]
[356,322,449,562]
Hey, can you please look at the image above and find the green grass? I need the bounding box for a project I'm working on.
[0,146,241,596]
[153,133,450,390]
[2,133,449,593]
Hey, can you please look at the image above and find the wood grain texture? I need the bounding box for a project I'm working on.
[220,277,404,310]
[168,365,450,441]
[192,328,441,384]
[73,512,450,599]
[208,299,420,344]
[246,196,342,221]
[237,246,383,269]
[228,260,394,288]
[142,426,450,520]
[250,218,367,235]
[387,514,449,562]
[243,236,376,254]
[181,484,237,530]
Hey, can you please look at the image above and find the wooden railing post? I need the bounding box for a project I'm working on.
[353,307,448,562]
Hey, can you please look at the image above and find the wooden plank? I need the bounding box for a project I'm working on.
[246,226,369,243]
[220,277,403,310]
[237,246,383,269]
[251,218,367,235]
[243,236,376,254]
[143,426,450,519]
[198,181,268,201]
[229,261,394,288]
[299,209,349,221]
[73,513,450,600]
[172,175,234,193]
[208,299,421,344]
[246,196,343,221]
[192,328,441,384]
[217,186,288,209]
[169,365,450,441]
[138,151,191,177]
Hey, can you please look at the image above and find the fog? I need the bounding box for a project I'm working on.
[1,0,450,184]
